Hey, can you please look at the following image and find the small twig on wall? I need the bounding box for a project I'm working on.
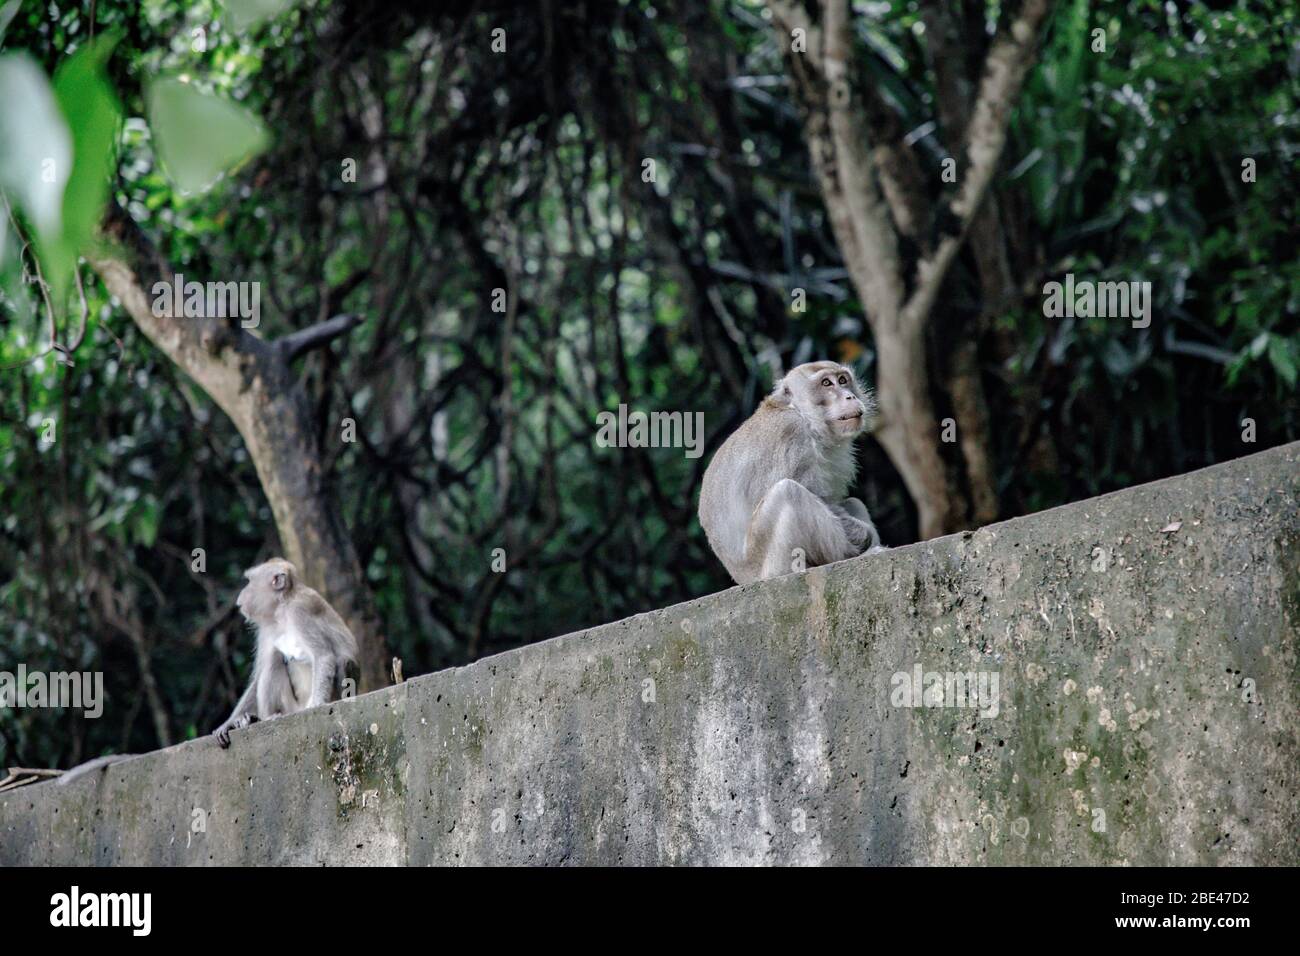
[0,768,63,793]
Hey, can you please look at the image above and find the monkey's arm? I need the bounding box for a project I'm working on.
[296,598,352,708]
[306,651,337,708]
[300,616,338,708]
[744,478,862,581]
[212,680,259,749]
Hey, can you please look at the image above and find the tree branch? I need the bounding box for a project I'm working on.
[919,0,975,145]
[903,0,1053,330]
[770,0,906,323]
[858,79,932,242]
[821,0,905,320]
[277,313,364,364]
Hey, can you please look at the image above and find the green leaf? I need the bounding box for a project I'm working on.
[132,502,160,547]
[45,32,123,300]
[224,0,296,32]
[0,0,20,46]
[0,52,71,248]
[146,78,269,195]
[0,205,17,277]
[1267,336,1298,387]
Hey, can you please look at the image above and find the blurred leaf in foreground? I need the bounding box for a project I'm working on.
[146,78,269,195]
[46,32,123,300]
[224,0,296,33]
[0,52,71,256]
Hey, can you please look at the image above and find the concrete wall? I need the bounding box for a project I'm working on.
[3,443,1297,865]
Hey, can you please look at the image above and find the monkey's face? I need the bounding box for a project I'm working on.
[236,558,296,623]
[787,362,872,441]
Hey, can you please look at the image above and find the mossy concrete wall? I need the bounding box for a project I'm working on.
[3,443,1297,865]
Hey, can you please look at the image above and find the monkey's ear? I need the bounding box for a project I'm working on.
[271,571,289,592]
[768,381,794,408]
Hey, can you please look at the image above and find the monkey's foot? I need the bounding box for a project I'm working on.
[214,713,259,749]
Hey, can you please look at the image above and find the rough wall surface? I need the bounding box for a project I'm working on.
[3,443,1297,866]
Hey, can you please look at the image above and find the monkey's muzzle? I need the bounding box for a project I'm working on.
[832,408,867,436]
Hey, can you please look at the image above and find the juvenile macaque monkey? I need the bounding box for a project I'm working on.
[212,558,358,748]
[699,361,886,584]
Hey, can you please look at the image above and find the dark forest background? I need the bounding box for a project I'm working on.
[1,0,1296,769]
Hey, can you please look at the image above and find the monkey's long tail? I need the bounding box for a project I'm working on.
[56,753,139,787]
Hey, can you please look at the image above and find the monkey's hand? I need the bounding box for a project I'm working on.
[837,514,873,552]
[213,713,258,749]
[834,498,882,554]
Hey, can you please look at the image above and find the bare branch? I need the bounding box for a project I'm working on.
[919,0,975,145]
[770,0,906,323]
[276,313,364,364]
[88,202,274,429]
[858,79,933,242]
[767,0,822,72]
[821,0,905,320]
[903,0,1054,330]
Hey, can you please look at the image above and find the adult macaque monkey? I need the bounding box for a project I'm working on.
[212,558,358,748]
[699,361,886,585]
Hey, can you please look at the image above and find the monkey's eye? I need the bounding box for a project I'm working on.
[838,375,847,385]
[821,378,832,387]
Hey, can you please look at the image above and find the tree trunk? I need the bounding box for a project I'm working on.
[873,323,960,538]
[769,0,1052,539]
[90,204,390,692]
